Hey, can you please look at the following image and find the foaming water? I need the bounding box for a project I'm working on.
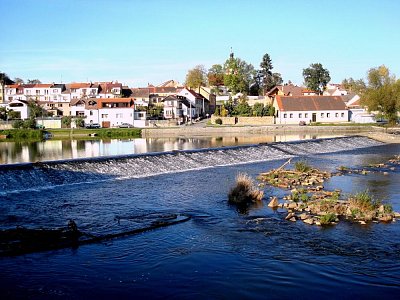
[0,136,383,194]
[0,138,399,298]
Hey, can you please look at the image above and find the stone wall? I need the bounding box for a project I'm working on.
[211,115,236,125]
[142,125,376,138]
[211,115,274,125]
[237,116,274,125]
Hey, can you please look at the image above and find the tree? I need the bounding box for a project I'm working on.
[258,53,283,93]
[361,66,400,125]
[252,103,265,116]
[14,77,24,84]
[27,79,42,84]
[27,100,46,118]
[62,116,72,128]
[207,64,225,87]
[367,65,395,89]
[8,110,21,119]
[252,103,275,116]
[232,96,252,116]
[214,106,220,116]
[302,63,331,95]
[185,65,207,89]
[0,72,14,85]
[0,107,8,120]
[223,55,255,94]
[341,77,367,94]
[74,117,85,128]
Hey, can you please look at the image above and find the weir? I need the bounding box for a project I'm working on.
[0,136,383,194]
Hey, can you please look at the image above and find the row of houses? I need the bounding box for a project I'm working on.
[0,81,215,127]
[1,78,374,127]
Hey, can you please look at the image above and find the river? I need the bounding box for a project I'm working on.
[0,136,399,299]
[0,132,349,164]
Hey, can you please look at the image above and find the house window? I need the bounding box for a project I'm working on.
[321,113,325,118]
[58,104,62,108]
[335,113,339,117]
[53,89,58,93]
[305,113,308,118]
[90,111,93,116]
[116,113,123,118]
[327,113,330,118]
[341,113,345,117]
[283,113,287,118]
[36,90,40,95]
[299,113,302,118]
[101,114,108,118]
[290,113,293,118]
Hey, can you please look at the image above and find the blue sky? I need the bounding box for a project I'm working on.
[1,0,399,87]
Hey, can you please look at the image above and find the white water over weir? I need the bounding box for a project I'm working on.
[0,136,383,194]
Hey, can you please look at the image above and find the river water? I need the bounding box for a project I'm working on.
[0,136,400,299]
[0,132,348,164]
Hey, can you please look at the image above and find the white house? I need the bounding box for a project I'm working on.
[178,88,209,117]
[97,98,135,127]
[96,82,122,98]
[162,95,196,123]
[23,84,53,102]
[274,95,349,124]
[342,94,376,123]
[4,84,25,103]
[324,83,348,96]
[7,99,30,119]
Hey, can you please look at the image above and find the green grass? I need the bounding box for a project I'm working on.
[320,213,337,225]
[349,190,380,212]
[0,129,44,141]
[48,128,142,139]
[294,160,311,172]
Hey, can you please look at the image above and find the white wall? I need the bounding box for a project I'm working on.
[99,107,135,127]
[85,109,100,125]
[275,110,349,124]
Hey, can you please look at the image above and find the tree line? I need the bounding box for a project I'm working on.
[342,65,400,124]
[184,52,332,96]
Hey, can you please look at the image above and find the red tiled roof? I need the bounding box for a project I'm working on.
[131,88,150,98]
[96,98,135,109]
[276,96,347,111]
[69,83,91,89]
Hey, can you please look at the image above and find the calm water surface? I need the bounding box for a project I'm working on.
[0,139,399,299]
[0,133,348,164]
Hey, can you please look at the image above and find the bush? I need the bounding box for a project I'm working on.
[215,118,223,125]
[0,129,44,140]
[228,173,264,204]
[12,120,24,129]
[294,160,312,173]
[349,190,380,213]
[320,213,337,225]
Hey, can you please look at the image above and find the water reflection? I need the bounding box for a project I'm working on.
[0,133,348,164]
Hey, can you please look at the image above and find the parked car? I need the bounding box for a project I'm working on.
[118,123,134,128]
[85,123,101,129]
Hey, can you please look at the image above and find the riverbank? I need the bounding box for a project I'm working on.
[0,128,142,141]
[142,124,400,143]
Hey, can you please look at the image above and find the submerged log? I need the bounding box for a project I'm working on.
[0,215,191,257]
